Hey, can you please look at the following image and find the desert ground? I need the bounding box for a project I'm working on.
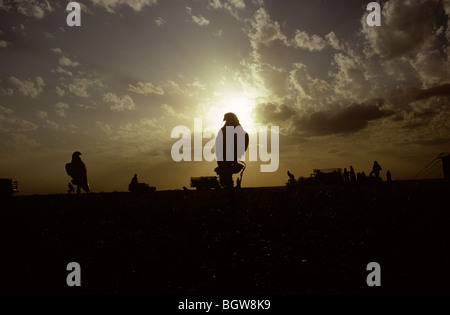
[1,179,449,295]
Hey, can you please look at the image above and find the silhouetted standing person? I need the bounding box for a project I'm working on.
[349,166,356,183]
[214,112,249,189]
[370,161,382,178]
[343,168,350,183]
[386,170,392,182]
[65,151,90,194]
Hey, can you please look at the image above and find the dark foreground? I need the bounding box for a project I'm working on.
[0,180,449,295]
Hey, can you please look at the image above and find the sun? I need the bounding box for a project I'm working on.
[206,94,257,132]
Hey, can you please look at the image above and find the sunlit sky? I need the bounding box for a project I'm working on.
[1,0,450,195]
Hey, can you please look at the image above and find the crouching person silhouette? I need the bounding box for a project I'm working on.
[214,113,249,189]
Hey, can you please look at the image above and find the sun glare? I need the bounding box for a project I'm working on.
[206,94,257,132]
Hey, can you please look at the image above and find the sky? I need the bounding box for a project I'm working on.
[1,0,450,195]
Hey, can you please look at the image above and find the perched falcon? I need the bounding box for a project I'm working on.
[65,151,90,194]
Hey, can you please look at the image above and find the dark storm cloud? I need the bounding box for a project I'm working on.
[382,84,450,130]
[385,84,450,112]
[254,102,296,124]
[295,100,394,136]
[398,138,450,147]
[362,0,442,59]
[415,84,450,101]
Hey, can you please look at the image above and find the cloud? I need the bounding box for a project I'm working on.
[1,87,14,96]
[89,0,158,13]
[9,76,45,98]
[252,63,291,99]
[228,0,245,9]
[36,109,59,129]
[161,103,190,121]
[55,102,70,117]
[154,17,165,26]
[192,15,210,26]
[128,82,164,95]
[362,0,440,59]
[247,8,341,59]
[0,105,38,133]
[58,56,80,67]
[96,121,114,135]
[52,67,73,77]
[0,1,11,11]
[248,7,289,50]
[208,0,223,10]
[292,30,327,52]
[414,84,450,101]
[50,47,63,54]
[103,92,136,112]
[51,48,80,76]
[55,86,66,97]
[207,0,246,19]
[290,63,334,103]
[36,110,47,119]
[0,0,53,19]
[411,50,450,87]
[295,101,395,136]
[325,32,342,51]
[63,77,103,97]
[162,80,184,95]
[186,7,210,26]
[76,103,97,110]
[0,40,12,48]
[44,120,59,129]
[384,84,450,130]
[330,53,372,102]
[114,118,164,141]
[3,134,41,153]
[255,103,296,125]
[0,80,14,96]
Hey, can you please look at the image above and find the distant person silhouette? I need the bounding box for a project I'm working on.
[214,112,249,189]
[349,166,356,183]
[370,161,382,178]
[343,168,350,183]
[357,171,367,183]
[65,151,90,194]
[129,174,139,192]
[287,170,297,186]
[386,170,392,182]
[128,173,155,193]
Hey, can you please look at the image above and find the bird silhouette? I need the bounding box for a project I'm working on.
[214,112,249,189]
[65,151,90,194]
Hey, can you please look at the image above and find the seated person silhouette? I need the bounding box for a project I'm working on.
[128,174,155,193]
[129,174,139,192]
[214,113,249,189]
